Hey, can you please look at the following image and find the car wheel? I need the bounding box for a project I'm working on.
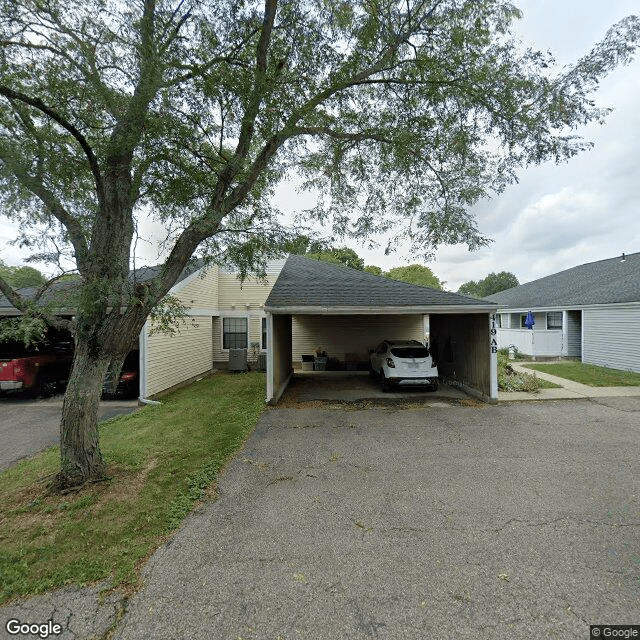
[380,372,390,392]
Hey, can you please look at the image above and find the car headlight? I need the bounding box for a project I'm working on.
[386,358,395,368]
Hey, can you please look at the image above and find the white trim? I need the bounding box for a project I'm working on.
[494,301,640,314]
[185,307,220,316]
[139,322,149,398]
[266,312,274,402]
[489,314,498,401]
[264,305,497,315]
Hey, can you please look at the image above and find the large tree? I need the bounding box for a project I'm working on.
[458,271,519,298]
[0,1,638,489]
[386,264,444,290]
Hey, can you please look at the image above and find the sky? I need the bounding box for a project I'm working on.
[355,0,640,290]
[1,1,639,292]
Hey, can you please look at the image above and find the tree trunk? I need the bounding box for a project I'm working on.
[53,339,111,490]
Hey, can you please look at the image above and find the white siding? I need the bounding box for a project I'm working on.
[291,314,425,363]
[145,316,213,396]
[583,304,640,372]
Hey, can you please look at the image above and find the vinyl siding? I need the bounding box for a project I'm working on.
[291,314,425,363]
[172,268,218,308]
[145,316,213,396]
[583,304,640,372]
[218,259,285,310]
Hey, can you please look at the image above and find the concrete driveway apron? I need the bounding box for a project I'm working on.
[110,398,640,640]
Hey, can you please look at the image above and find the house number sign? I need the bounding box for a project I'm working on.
[490,314,498,354]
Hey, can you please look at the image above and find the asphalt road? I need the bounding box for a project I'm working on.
[2,397,639,639]
[0,395,139,471]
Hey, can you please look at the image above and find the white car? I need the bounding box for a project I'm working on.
[370,339,439,392]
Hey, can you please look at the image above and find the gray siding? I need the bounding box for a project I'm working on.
[583,304,640,372]
[566,310,582,358]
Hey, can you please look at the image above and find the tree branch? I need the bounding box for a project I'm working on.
[0,86,105,207]
[0,147,90,273]
[0,273,72,331]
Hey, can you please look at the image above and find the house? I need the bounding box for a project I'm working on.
[1,254,502,402]
[486,252,640,372]
[264,254,499,404]
[0,260,286,398]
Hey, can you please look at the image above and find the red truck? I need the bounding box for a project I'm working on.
[0,339,73,396]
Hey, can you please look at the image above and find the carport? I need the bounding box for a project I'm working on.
[264,255,499,404]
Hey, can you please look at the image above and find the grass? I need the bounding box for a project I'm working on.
[497,349,561,392]
[0,371,265,605]
[522,362,640,387]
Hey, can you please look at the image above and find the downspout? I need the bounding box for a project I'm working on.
[138,320,162,405]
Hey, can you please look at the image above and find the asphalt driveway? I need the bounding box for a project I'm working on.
[0,395,139,471]
[2,397,638,639]
[111,397,639,640]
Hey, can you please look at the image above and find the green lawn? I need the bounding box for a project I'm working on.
[522,362,640,387]
[0,372,265,604]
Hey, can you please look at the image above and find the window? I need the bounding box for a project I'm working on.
[261,317,267,350]
[547,312,563,330]
[222,317,248,349]
[520,314,529,328]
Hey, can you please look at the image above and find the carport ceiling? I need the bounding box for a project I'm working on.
[264,254,497,315]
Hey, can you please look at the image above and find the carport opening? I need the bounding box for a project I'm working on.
[268,312,494,404]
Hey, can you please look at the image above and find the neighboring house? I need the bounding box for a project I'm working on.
[486,252,640,372]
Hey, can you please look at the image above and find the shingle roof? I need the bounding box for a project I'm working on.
[0,261,202,312]
[265,254,495,311]
[486,252,640,308]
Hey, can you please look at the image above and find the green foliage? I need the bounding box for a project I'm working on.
[458,272,519,298]
[0,260,46,288]
[497,350,543,392]
[0,315,47,346]
[306,247,365,270]
[363,265,382,276]
[148,295,191,336]
[386,264,444,290]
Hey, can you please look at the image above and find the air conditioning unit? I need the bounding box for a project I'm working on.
[228,348,248,372]
[257,353,267,371]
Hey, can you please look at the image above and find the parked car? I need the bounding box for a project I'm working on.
[369,339,438,392]
[102,350,139,399]
[0,337,73,397]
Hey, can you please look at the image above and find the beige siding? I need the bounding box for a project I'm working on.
[218,259,285,311]
[291,314,425,363]
[146,316,212,396]
[172,267,218,308]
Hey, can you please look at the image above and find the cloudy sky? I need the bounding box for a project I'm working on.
[358,0,640,290]
[1,1,638,292]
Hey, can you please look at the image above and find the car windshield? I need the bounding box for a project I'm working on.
[390,346,429,359]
